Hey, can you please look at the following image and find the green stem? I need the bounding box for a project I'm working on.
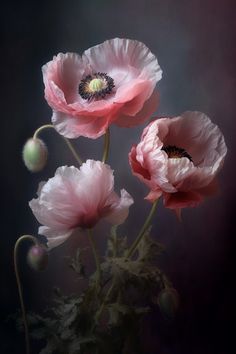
[94,281,115,326]
[33,124,83,165]
[127,200,158,259]
[14,235,38,354]
[102,128,110,163]
[94,201,158,326]
[87,229,101,290]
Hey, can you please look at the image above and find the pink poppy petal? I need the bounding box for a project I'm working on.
[52,111,110,139]
[163,112,227,168]
[39,226,73,249]
[129,112,227,210]
[167,158,195,186]
[77,160,115,208]
[163,191,203,209]
[114,90,159,127]
[105,189,134,225]
[42,39,162,138]
[83,38,162,84]
[145,189,162,203]
[42,52,86,104]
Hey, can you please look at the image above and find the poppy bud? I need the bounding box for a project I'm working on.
[158,288,179,319]
[27,244,48,271]
[23,138,48,172]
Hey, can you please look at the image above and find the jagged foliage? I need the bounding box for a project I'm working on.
[26,226,171,354]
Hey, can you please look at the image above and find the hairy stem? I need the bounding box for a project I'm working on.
[87,229,101,290]
[14,235,38,354]
[102,128,110,163]
[127,200,158,259]
[33,124,83,165]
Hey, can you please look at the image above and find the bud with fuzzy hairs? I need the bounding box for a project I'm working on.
[22,138,48,172]
[158,288,179,319]
[27,244,48,271]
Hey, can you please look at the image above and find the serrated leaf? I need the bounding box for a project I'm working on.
[110,257,165,293]
[66,248,86,277]
[137,227,164,262]
[106,226,128,258]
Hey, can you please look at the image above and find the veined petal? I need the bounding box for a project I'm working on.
[42,38,162,139]
[52,111,109,139]
[129,112,227,209]
[29,161,133,249]
[105,189,134,225]
[39,226,73,249]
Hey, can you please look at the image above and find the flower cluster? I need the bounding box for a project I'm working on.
[26,38,227,249]
[18,38,227,354]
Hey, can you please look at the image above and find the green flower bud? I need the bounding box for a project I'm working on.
[22,138,48,172]
[27,244,48,271]
[158,288,179,319]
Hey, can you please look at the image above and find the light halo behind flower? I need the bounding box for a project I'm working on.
[129,111,227,210]
[42,38,162,139]
[29,160,134,249]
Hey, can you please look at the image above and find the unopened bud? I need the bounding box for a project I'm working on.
[23,138,48,172]
[27,244,48,271]
[158,288,179,319]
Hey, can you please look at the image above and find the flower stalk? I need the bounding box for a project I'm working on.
[94,200,158,326]
[127,200,158,258]
[102,128,110,163]
[33,124,83,165]
[14,235,38,354]
[87,229,101,291]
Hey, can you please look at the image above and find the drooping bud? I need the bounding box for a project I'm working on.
[22,138,48,172]
[158,288,179,319]
[27,244,48,271]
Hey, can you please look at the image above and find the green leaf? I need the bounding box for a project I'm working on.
[137,226,165,262]
[106,226,128,258]
[66,248,86,277]
[107,303,150,326]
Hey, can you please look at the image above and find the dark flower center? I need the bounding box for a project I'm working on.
[79,72,115,101]
[162,145,193,161]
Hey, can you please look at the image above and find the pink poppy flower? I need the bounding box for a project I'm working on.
[129,111,227,209]
[29,160,134,249]
[42,38,162,139]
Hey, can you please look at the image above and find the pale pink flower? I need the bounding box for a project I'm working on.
[29,160,134,249]
[42,38,162,139]
[129,111,227,209]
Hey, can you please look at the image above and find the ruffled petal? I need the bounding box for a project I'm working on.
[52,111,110,139]
[163,112,227,169]
[42,52,86,105]
[105,189,134,225]
[163,191,203,209]
[114,90,159,127]
[76,160,115,209]
[39,226,73,249]
[129,112,227,210]
[82,38,162,85]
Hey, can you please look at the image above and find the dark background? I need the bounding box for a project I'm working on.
[1,0,235,353]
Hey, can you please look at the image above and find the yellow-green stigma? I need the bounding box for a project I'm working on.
[88,78,105,92]
[162,145,193,161]
[79,72,115,101]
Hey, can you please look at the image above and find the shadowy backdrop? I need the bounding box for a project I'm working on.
[1,0,235,353]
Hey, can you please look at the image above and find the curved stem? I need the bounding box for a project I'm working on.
[14,235,38,354]
[127,200,158,259]
[87,229,101,290]
[102,128,110,163]
[33,124,54,139]
[33,124,83,165]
